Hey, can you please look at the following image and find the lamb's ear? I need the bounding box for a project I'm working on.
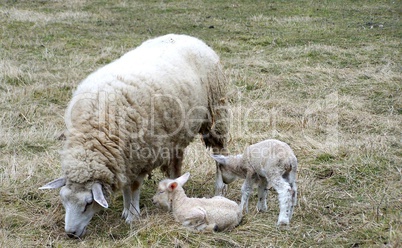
[168,182,179,191]
[39,177,66,189]
[92,183,108,208]
[176,172,190,186]
[210,154,229,165]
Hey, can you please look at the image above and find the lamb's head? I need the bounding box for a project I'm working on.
[39,178,109,238]
[211,154,244,184]
[152,172,190,211]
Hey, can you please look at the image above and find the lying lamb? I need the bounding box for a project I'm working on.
[211,139,297,226]
[152,172,242,232]
[39,34,229,238]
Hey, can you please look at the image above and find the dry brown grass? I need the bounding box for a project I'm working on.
[1,0,401,247]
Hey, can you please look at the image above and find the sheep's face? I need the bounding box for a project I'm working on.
[220,165,239,184]
[152,172,190,211]
[39,178,108,238]
[60,185,102,238]
[211,154,244,184]
[152,180,172,211]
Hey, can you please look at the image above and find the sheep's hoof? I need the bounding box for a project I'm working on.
[121,210,128,220]
[125,214,140,223]
[123,210,140,223]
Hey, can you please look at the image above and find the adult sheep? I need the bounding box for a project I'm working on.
[39,34,229,238]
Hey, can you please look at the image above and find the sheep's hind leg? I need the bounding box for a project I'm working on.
[272,177,292,226]
[289,181,297,220]
[285,169,297,220]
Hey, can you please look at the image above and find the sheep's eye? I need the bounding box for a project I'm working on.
[159,191,164,194]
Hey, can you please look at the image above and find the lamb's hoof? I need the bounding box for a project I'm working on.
[276,219,290,229]
[203,223,219,232]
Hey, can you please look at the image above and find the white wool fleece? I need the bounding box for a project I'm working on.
[40,34,230,238]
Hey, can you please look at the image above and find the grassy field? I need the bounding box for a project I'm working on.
[1,0,401,247]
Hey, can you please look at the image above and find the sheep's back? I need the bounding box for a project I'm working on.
[244,139,296,173]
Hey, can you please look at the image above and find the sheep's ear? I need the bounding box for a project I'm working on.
[92,183,108,208]
[168,182,179,191]
[39,177,66,189]
[176,172,190,186]
[210,154,229,165]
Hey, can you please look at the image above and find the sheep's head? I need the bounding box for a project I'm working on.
[39,178,108,238]
[152,172,190,211]
[211,154,244,184]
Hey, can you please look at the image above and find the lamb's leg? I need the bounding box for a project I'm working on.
[257,178,269,212]
[289,181,297,220]
[214,162,227,196]
[288,168,297,220]
[213,146,229,196]
[182,207,208,231]
[125,174,145,223]
[205,223,219,232]
[285,169,297,220]
[240,175,254,213]
[272,177,292,226]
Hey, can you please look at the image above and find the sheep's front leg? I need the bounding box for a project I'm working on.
[272,177,292,226]
[124,174,145,223]
[168,148,183,179]
[240,174,254,213]
[122,185,132,220]
[257,178,269,212]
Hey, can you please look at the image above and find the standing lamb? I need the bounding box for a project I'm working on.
[211,139,297,226]
[152,172,242,232]
[39,34,229,238]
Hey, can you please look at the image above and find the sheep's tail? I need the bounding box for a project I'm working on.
[201,62,229,155]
